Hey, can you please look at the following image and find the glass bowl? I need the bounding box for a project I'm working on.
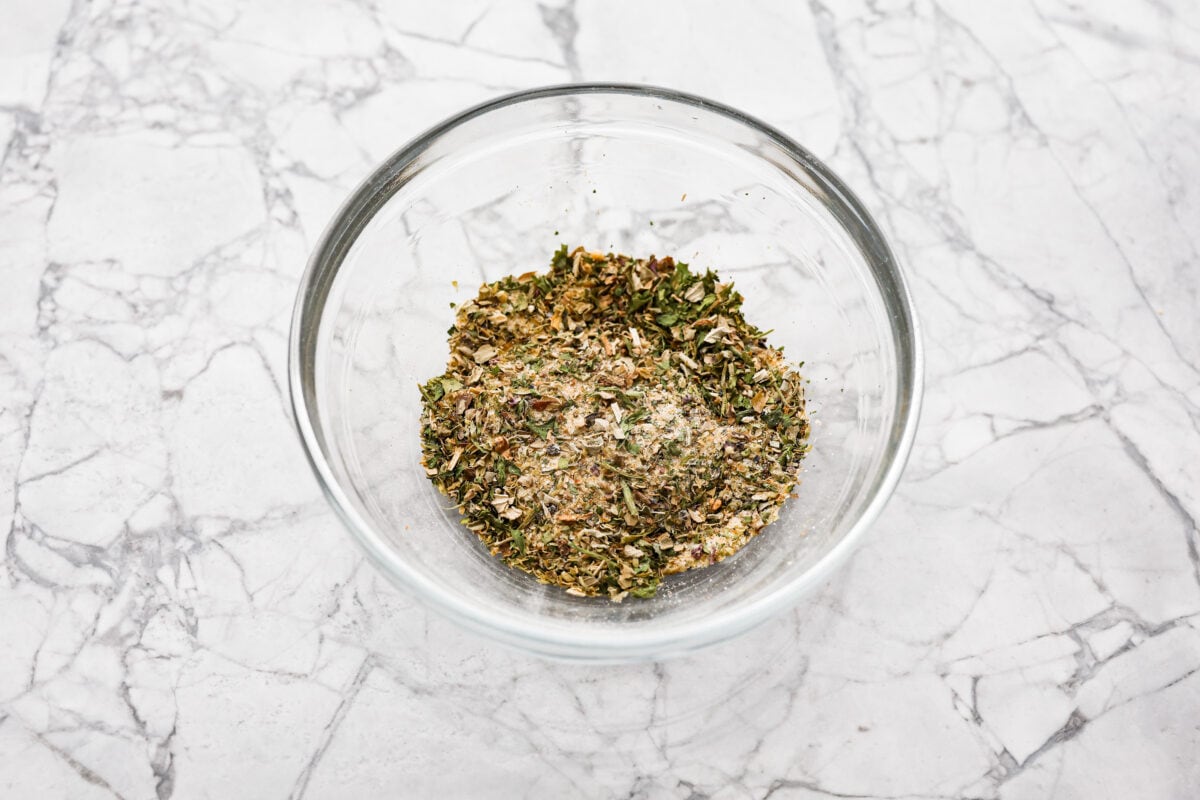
[289,84,922,661]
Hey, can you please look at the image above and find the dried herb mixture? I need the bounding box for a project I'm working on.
[419,246,809,600]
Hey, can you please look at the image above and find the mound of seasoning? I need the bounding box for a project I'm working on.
[419,246,809,600]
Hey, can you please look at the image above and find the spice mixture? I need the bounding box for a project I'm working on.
[419,246,809,600]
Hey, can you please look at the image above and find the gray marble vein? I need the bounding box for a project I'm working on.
[1,0,1198,798]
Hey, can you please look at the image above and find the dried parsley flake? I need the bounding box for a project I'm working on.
[419,246,809,601]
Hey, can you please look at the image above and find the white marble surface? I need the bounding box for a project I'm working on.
[2,0,1199,797]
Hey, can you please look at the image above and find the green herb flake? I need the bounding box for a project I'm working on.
[622,481,638,517]
[525,419,556,439]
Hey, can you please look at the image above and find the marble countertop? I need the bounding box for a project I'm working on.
[3,0,1199,797]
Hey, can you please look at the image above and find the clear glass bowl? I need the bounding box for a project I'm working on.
[289,85,922,661]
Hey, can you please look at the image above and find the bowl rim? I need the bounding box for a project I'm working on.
[288,82,924,661]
